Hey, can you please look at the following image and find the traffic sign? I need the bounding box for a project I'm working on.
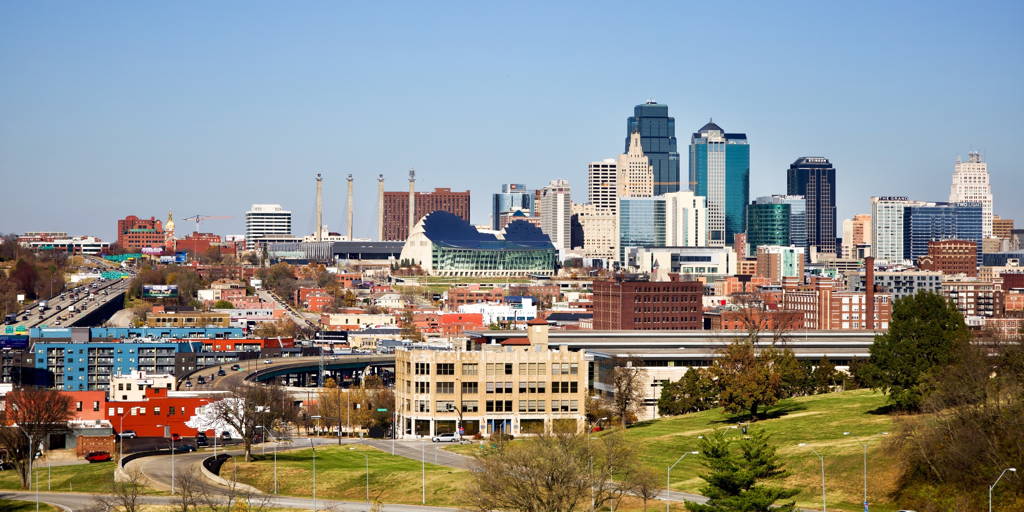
[376,408,388,412]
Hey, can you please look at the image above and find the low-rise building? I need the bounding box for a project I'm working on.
[145,311,231,328]
[394,319,587,438]
[592,275,703,331]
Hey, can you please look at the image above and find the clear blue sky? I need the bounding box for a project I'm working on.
[2,1,1022,241]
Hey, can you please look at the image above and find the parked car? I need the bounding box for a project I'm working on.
[85,451,112,463]
[119,430,137,439]
[195,433,208,446]
[173,444,196,453]
[220,431,232,440]
[431,433,461,443]
[170,432,182,441]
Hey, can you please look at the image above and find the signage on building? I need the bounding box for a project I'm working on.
[142,284,179,298]
[141,247,164,255]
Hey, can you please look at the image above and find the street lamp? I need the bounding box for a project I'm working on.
[665,451,699,512]
[989,467,1017,512]
[844,431,888,511]
[308,437,317,512]
[256,425,277,494]
[799,444,826,512]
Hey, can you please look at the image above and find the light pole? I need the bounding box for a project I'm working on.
[799,444,826,512]
[989,467,1017,512]
[666,451,699,512]
[365,452,369,504]
[421,439,426,504]
[844,430,888,512]
[309,438,317,512]
[257,425,277,494]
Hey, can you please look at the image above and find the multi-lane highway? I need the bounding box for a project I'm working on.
[5,275,130,330]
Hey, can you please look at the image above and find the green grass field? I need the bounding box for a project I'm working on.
[0,499,58,512]
[230,444,469,506]
[448,389,903,512]
[0,461,119,493]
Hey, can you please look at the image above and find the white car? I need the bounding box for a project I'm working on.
[431,433,461,443]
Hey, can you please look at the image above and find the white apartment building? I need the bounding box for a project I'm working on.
[108,371,175,402]
[394,319,587,438]
[870,196,927,264]
[540,180,572,251]
[573,203,617,261]
[949,152,993,237]
[663,190,708,247]
[588,159,619,212]
[245,204,293,249]
[628,246,737,277]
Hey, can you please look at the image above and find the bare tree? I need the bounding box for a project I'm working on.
[92,468,146,512]
[209,383,298,461]
[610,359,647,427]
[625,466,662,512]
[463,431,639,512]
[174,469,202,512]
[0,388,72,488]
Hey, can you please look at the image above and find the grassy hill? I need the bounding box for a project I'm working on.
[624,389,904,512]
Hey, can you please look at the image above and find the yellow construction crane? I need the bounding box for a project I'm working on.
[183,215,232,231]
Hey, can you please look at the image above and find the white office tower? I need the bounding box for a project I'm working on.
[245,204,293,249]
[540,180,572,251]
[617,131,655,199]
[588,159,619,212]
[949,151,993,237]
[870,196,925,264]
[663,191,708,247]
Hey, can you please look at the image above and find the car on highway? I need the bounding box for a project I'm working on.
[85,451,112,463]
[119,430,137,439]
[217,369,227,377]
[197,376,206,385]
[431,433,462,443]
[264,359,272,364]
[230,364,241,371]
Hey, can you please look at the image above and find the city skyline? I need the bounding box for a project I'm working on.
[1,2,1022,240]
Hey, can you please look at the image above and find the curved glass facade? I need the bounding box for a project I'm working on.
[412,212,557,276]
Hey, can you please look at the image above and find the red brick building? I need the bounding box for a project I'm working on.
[104,387,220,437]
[592,275,703,330]
[1000,272,1024,292]
[382,188,471,240]
[917,239,978,276]
[294,287,333,312]
[782,278,892,330]
[116,215,165,251]
[447,287,505,308]
[707,308,804,331]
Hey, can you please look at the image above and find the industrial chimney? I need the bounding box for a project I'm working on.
[315,173,324,242]
[346,174,354,240]
[407,169,416,236]
[377,174,385,240]
[864,256,875,330]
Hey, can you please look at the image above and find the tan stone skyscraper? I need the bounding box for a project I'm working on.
[616,131,654,199]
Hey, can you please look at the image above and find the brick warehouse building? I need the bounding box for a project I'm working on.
[917,239,978,277]
[382,187,470,241]
[592,275,703,330]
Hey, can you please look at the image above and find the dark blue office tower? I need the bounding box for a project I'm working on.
[626,101,680,195]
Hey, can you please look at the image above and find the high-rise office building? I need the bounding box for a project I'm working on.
[540,180,572,251]
[689,121,750,246]
[841,214,873,259]
[626,101,680,195]
[787,157,837,255]
[616,192,707,262]
[871,196,926,264]
[746,195,807,256]
[382,188,471,241]
[116,215,165,252]
[245,204,293,249]
[617,131,655,199]
[903,202,983,264]
[587,159,619,212]
[949,152,993,237]
[491,184,534,230]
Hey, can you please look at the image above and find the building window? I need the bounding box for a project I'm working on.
[436,400,454,412]
[462,363,478,375]
[462,400,479,412]
[415,400,430,413]
[436,382,454,394]
[415,382,430,393]
[93,401,100,411]
[75,402,83,412]
[461,382,478,394]
[436,363,454,375]
[415,363,430,375]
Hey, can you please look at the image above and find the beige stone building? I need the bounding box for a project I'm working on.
[394,319,587,438]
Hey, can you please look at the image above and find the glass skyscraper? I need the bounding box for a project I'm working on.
[787,157,836,255]
[689,121,750,246]
[618,198,666,262]
[746,195,807,256]
[626,101,680,196]
[491,183,534,230]
[903,202,983,264]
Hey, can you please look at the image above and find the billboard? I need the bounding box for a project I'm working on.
[142,284,179,298]
[141,247,164,255]
[175,251,188,263]
[158,256,176,264]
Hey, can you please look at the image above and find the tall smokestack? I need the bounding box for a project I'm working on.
[346,174,354,240]
[408,169,416,237]
[864,256,875,330]
[315,172,324,242]
[377,174,384,240]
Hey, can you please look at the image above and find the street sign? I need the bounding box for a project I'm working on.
[376,408,388,412]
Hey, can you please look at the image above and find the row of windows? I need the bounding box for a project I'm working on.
[108,405,190,416]
[407,380,581,395]
[409,362,579,377]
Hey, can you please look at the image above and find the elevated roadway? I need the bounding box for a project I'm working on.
[180,354,395,392]
[6,276,130,331]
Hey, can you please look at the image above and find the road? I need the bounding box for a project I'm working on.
[6,276,130,330]
[180,354,393,392]
[257,289,318,330]
[0,491,459,512]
